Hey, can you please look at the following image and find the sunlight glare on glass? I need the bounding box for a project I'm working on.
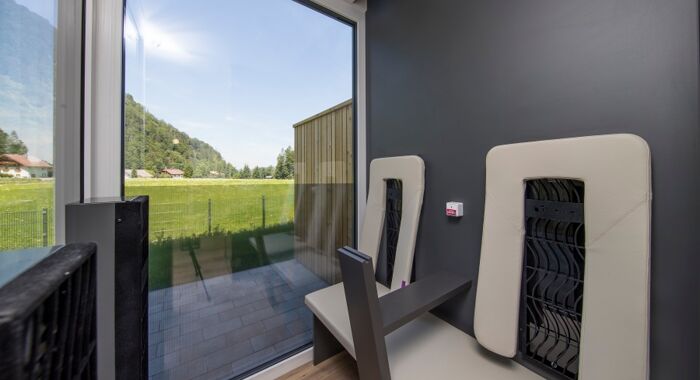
[124,3,202,64]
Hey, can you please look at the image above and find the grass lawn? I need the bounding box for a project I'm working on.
[0,178,294,249]
[126,179,296,290]
[0,179,54,212]
[125,178,294,240]
[0,179,55,250]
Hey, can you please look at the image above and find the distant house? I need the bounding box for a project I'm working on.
[161,168,184,179]
[209,170,221,178]
[125,169,153,179]
[0,154,52,178]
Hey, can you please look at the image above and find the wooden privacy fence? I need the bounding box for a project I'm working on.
[294,99,354,284]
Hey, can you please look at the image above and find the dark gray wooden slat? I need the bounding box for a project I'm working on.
[337,247,473,380]
[339,247,391,380]
[379,273,471,335]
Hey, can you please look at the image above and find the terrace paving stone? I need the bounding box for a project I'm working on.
[148,259,328,380]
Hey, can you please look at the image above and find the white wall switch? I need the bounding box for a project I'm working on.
[446,201,463,217]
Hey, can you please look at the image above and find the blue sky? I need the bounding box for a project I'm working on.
[124,0,353,168]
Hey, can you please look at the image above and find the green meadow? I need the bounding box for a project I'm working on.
[0,179,54,212]
[0,178,295,250]
[125,178,294,240]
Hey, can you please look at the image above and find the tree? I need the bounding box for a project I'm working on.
[274,146,295,179]
[193,161,209,178]
[284,146,295,178]
[225,165,238,178]
[7,131,28,154]
[184,165,194,178]
[274,150,286,179]
[131,168,137,178]
[0,129,28,155]
[240,164,251,179]
[0,128,8,154]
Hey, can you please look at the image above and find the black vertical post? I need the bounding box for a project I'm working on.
[41,208,48,247]
[262,195,266,229]
[208,198,212,234]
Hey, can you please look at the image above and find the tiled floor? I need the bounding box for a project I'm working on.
[148,259,328,380]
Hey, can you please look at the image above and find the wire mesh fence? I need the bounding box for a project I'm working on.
[150,193,294,241]
[0,193,294,251]
[0,208,53,251]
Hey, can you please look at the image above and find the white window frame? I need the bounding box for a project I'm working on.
[83,0,366,377]
[82,0,124,200]
[54,0,85,244]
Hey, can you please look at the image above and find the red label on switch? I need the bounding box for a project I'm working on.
[446,209,456,216]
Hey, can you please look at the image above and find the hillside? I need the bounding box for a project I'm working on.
[0,0,290,179]
[124,94,237,177]
[0,0,54,161]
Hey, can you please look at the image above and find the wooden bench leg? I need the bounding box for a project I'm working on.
[313,315,344,365]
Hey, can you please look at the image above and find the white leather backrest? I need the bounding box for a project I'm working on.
[474,134,651,380]
[358,156,425,290]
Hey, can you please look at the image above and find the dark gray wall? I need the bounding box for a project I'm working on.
[366,0,700,378]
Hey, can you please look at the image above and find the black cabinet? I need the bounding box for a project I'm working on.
[66,196,148,380]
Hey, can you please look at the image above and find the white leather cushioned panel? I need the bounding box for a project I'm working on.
[305,155,424,360]
[386,314,543,380]
[359,155,425,289]
[305,281,391,358]
[474,134,651,379]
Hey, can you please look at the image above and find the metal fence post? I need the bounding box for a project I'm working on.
[208,198,212,234]
[41,208,48,247]
[262,195,266,229]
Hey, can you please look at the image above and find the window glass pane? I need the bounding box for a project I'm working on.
[0,0,56,251]
[123,1,353,378]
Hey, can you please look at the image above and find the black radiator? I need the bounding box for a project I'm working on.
[375,179,402,287]
[0,243,97,380]
[519,179,585,380]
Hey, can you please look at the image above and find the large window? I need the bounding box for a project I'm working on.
[123,1,354,378]
[0,0,58,250]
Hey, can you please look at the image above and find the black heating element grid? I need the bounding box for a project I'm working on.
[376,179,402,287]
[0,243,97,380]
[519,179,585,380]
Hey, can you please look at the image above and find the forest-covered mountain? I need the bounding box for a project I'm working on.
[0,0,54,161]
[124,94,238,177]
[1,0,294,179]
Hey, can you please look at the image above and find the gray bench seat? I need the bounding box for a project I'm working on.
[308,281,541,379]
[384,314,541,380]
[306,282,391,358]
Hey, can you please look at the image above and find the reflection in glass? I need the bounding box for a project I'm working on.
[0,0,56,251]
